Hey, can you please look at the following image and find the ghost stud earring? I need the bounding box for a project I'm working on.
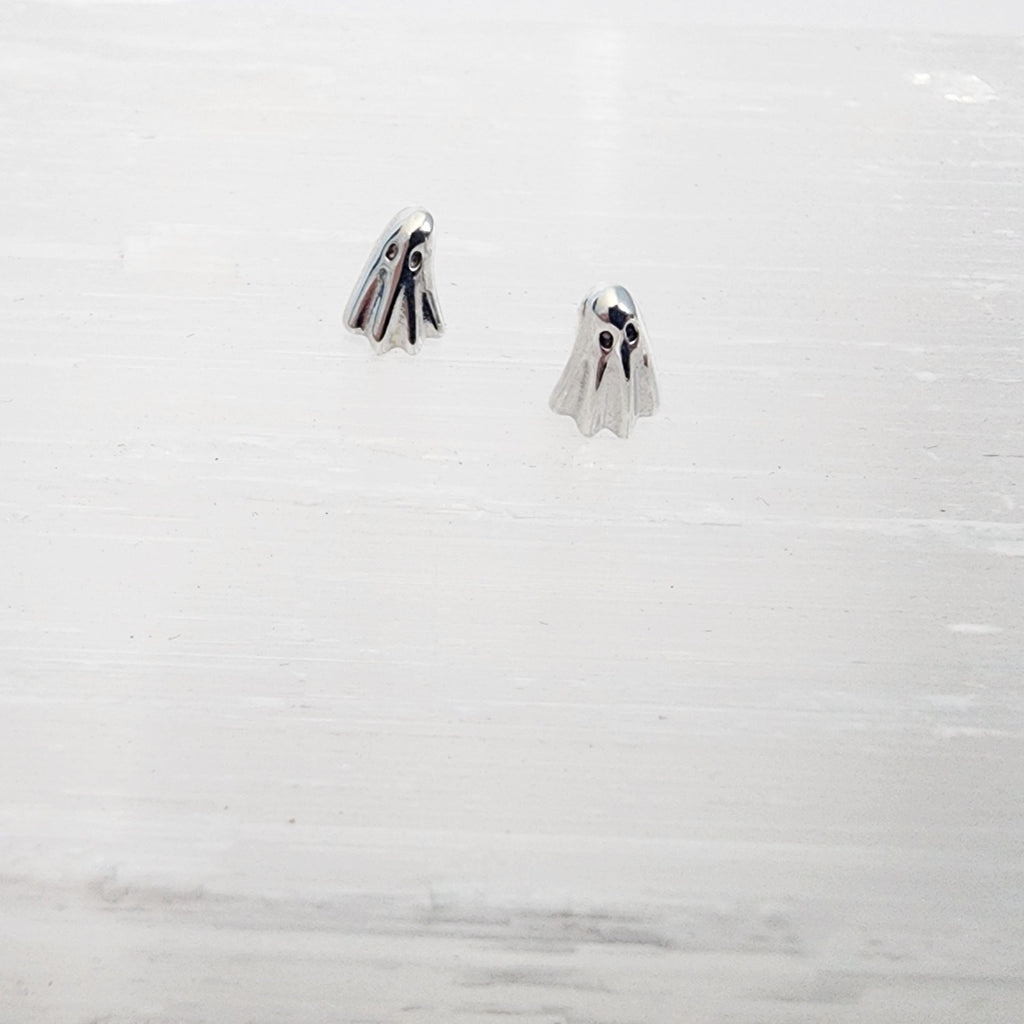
[344,207,444,354]
[549,285,659,437]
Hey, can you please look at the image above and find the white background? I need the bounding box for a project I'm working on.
[2,2,1022,1021]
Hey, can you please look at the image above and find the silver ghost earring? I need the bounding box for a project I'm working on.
[344,207,444,354]
[549,284,659,437]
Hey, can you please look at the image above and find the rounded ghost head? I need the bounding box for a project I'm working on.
[550,284,659,438]
[378,208,434,281]
[585,285,644,386]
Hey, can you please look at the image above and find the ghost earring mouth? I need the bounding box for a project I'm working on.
[620,320,640,381]
[619,337,632,381]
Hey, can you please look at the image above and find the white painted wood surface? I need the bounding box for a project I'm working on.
[2,3,1022,1021]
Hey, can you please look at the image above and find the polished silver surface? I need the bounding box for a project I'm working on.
[550,284,659,437]
[344,207,443,354]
